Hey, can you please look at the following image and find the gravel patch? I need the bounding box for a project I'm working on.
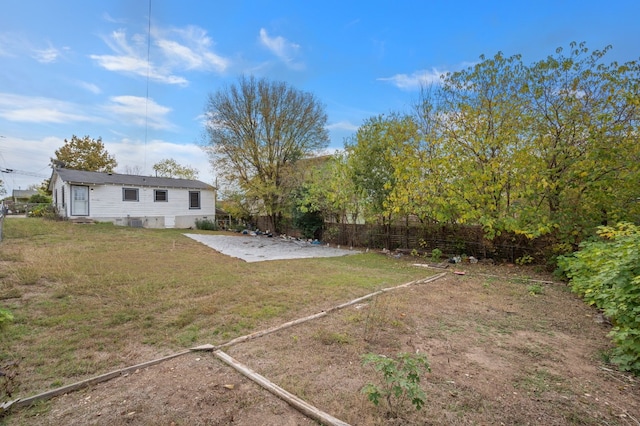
[184,234,359,262]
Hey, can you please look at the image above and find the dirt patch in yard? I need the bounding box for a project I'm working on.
[5,262,639,425]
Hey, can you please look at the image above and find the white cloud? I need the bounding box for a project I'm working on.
[90,29,188,86]
[326,120,359,132]
[378,68,445,90]
[258,28,304,70]
[102,12,127,25]
[0,33,63,61]
[158,25,229,72]
[32,45,60,63]
[103,95,174,130]
[378,61,480,91]
[194,113,213,130]
[91,24,229,85]
[0,135,62,194]
[0,92,174,131]
[76,80,102,94]
[157,39,202,68]
[0,93,95,123]
[3,108,91,123]
[107,138,214,184]
[91,29,188,86]
[0,135,215,196]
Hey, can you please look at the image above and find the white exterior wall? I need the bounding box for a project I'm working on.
[51,175,215,229]
[51,173,68,217]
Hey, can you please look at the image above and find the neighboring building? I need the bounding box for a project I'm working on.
[12,189,38,203]
[215,207,233,230]
[49,168,216,228]
[2,189,40,214]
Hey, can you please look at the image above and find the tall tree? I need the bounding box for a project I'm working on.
[435,52,529,238]
[152,158,199,180]
[521,42,640,241]
[410,85,454,225]
[297,152,365,246]
[204,75,329,232]
[299,152,363,225]
[345,113,422,247]
[52,135,117,172]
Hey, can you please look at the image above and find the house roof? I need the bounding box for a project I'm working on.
[52,168,214,190]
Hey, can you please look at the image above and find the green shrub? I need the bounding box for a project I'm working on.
[195,219,218,231]
[557,222,640,374]
[516,254,534,265]
[431,248,442,262]
[361,352,431,417]
[527,284,544,295]
[28,204,57,218]
[28,193,52,204]
[292,208,323,240]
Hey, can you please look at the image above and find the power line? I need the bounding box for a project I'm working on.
[0,168,49,179]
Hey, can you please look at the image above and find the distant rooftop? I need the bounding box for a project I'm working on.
[12,189,38,200]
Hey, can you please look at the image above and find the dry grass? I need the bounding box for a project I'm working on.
[225,275,640,425]
[0,217,428,400]
[4,218,638,425]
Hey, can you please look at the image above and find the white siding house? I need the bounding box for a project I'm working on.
[49,168,216,229]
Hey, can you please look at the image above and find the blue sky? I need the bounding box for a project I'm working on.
[1,0,639,195]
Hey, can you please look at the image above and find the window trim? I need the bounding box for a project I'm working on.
[189,191,201,209]
[154,189,168,202]
[123,188,139,202]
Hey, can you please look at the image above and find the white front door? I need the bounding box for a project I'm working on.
[71,185,89,216]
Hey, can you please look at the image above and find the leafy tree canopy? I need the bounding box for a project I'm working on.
[28,193,51,204]
[52,135,117,172]
[152,158,199,180]
[412,42,639,244]
[345,113,421,224]
[316,42,639,253]
[298,152,363,225]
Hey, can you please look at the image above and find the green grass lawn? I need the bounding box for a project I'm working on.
[0,218,429,399]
